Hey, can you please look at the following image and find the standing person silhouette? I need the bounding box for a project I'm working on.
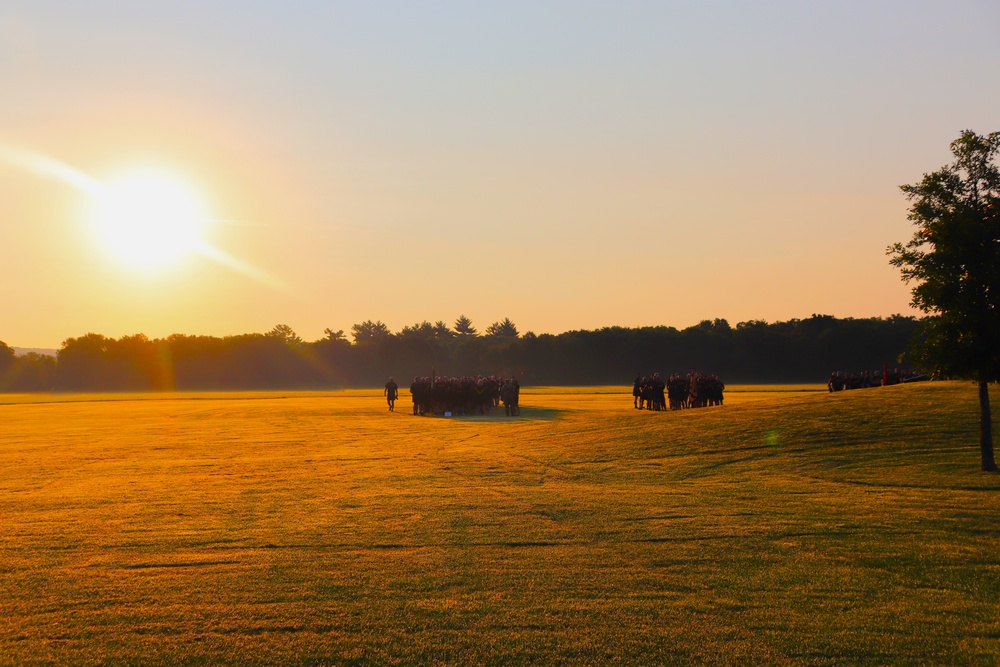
[384,377,398,412]
[501,379,515,417]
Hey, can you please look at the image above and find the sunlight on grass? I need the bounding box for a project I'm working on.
[0,383,998,664]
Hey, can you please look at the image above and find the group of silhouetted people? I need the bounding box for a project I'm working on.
[403,375,520,416]
[633,373,667,410]
[633,371,725,411]
[827,368,927,392]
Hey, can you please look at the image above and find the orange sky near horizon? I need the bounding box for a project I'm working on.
[2,2,998,349]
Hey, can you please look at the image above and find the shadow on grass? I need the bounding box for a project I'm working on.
[116,560,241,569]
[419,406,563,422]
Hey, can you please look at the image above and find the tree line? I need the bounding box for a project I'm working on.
[0,314,920,392]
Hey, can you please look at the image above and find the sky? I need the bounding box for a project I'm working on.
[2,1,999,348]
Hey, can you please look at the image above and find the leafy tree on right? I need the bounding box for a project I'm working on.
[889,130,1000,472]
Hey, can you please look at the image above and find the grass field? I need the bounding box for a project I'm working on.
[1,382,999,665]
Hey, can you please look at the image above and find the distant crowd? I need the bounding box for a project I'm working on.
[827,368,927,391]
[402,375,521,416]
[633,372,725,411]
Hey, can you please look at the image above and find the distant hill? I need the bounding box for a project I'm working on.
[13,347,58,357]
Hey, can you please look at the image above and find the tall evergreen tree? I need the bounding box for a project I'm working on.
[454,315,477,337]
[485,318,519,338]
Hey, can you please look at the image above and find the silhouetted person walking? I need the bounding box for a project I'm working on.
[384,377,398,412]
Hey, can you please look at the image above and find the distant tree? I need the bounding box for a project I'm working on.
[310,329,352,387]
[432,321,454,340]
[57,333,114,390]
[889,129,1000,472]
[111,333,161,389]
[267,324,302,345]
[0,341,15,388]
[454,315,477,337]
[11,352,57,391]
[351,320,391,344]
[398,321,436,340]
[485,318,519,338]
[323,328,347,342]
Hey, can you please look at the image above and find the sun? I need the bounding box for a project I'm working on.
[89,169,208,270]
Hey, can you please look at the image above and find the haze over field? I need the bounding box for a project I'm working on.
[2,1,999,347]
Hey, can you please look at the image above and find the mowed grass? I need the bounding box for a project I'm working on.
[1,383,999,665]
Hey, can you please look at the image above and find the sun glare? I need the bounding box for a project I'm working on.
[90,170,208,270]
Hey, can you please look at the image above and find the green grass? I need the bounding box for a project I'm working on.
[1,382,998,665]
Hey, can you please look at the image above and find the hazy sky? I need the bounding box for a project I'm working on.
[2,1,999,348]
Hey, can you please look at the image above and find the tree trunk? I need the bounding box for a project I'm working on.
[979,381,997,472]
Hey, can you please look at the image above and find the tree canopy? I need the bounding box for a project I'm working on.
[351,320,391,344]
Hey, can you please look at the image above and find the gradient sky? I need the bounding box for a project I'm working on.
[2,1,999,348]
